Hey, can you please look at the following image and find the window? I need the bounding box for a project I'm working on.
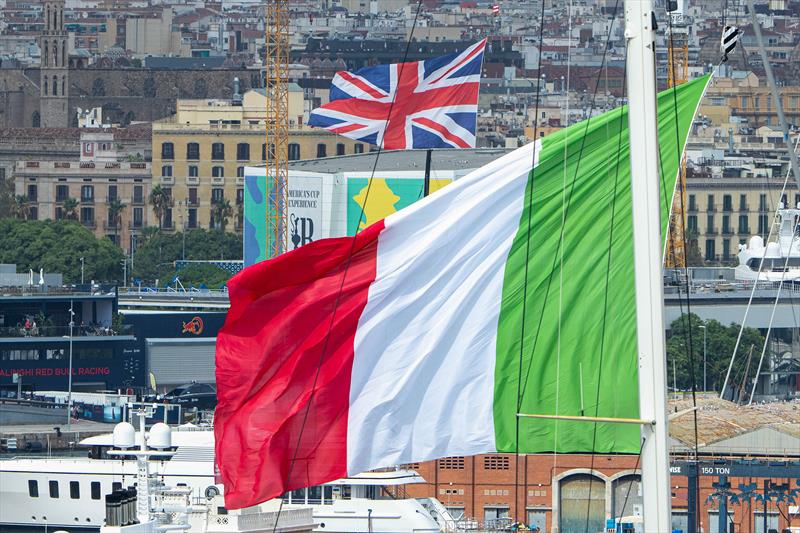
[723,239,730,261]
[237,166,245,178]
[739,215,749,234]
[164,208,173,229]
[722,215,731,234]
[706,214,715,233]
[759,193,767,211]
[705,239,716,261]
[688,194,696,211]
[188,165,199,178]
[161,142,174,160]
[355,143,365,154]
[438,457,465,470]
[262,143,267,161]
[707,194,715,211]
[316,143,327,158]
[28,480,39,498]
[70,481,80,499]
[161,165,172,178]
[56,184,69,202]
[49,480,59,498]
[687,215,698,234]
[758,214,768,236]
[186,142,200,160]
[91,482,101,500]
[81,185,94,202]
[236,188,244,205]
[108,185,117,201]
[739,194,747,210]
[55,207,64,220]
[212,142,225,160]
[133,185,143,204]
[723,194,732,212]
[483,456,510,470]
[288,143,301,160]
[81,207,94,226]
[107,210,117,228]
[27,184,37,202]
[212,166,224,178]
[188,188,198,206]
[753,511,779,533]
[236,143,250,161]
[484,507,509,527]
[133,207,143,228]
[337,143,346,156]
[163,187,172,200]
[212,188,224,202]
[188,208,197,229]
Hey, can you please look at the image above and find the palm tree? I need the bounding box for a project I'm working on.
[108,199,126,244]
[149,185,173,229]
[211,198,233,231]
[62,197,79,220]
[12,195,29,220]
[235,203,244,232]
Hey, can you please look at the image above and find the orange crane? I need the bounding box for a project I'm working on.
[265,0,290,257]
[665,20,690,268]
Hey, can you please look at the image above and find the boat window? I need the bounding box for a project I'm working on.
[70,481,80,499]
[112,482,122,492]
[323,486,333,504]
[341,485,351,500]
[91,482,101,500]
[365,485,378,500]
[307,486,322,504]
[281,492,290,503]
[290,488,306,504]
[49,480,59,498]
[28,480,39,498]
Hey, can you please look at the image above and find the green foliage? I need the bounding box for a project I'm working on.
[131,228,242,284]
[666,313,765,393]
[62,197,79,220]
[0,219,124,283]
[211,198,233,231]
[0,176,14,219]
[175,263,232,289]
[149,185,173,229]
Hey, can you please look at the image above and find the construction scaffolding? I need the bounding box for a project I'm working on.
[265,0,290,257]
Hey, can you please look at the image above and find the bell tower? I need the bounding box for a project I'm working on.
[38,0,70,128]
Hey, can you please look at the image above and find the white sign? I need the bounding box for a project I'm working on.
[288,176,324,250]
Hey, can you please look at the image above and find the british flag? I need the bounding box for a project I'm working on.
[308,39,486,150]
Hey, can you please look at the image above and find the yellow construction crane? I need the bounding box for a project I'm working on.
[665,22,690,268]
[265,0,290,257]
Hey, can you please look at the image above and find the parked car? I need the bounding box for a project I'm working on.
[156,382,217,410]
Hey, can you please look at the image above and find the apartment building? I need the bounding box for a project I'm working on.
[151,87,362,233]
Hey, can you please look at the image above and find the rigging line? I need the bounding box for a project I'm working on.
[665,11,701,509]
[619,438,645,524]
[583,47,627,533]
[513,0,546,521]
[270,2,425,531]
[720,133,800,400]
[516,0,622,407]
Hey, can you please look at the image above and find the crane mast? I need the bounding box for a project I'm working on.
[265,0,290,257]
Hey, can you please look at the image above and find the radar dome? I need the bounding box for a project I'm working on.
[112,422,136,449]
[748,235,764,250]
[148,422,172,449]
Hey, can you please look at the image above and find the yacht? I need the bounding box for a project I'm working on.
[735,204,800,282]
[0,425,449,532]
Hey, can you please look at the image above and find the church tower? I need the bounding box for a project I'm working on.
[38,0,70,128]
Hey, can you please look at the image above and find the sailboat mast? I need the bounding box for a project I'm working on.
[624,1,672,531]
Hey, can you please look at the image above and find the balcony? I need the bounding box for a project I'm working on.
[187,198,199,207]
[132,197,145,206]
[186,176,199,185]
[103,221,120,231]
[705,228,718,235]
[739,227,750,235]
[81,219,96,229]
[211,176,224,185]
[160,176,175,185]
[722,228,734,236]
[707,206,716,213]
[129,221,144,230]
[739,204,750,212]
[81,197,94,204]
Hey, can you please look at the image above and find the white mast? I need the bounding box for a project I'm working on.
[625,1,672,531]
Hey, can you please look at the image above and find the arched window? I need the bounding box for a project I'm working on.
[43,78,48,96]
[559,474,605,533]
[52,40,58,67]
[61,76,66,96]
[62,42,66,67]
[316,143,327,158]
[186,142,200,160]
[288,143,301,161]
[52,75,58,96]
[236,143,250,161]
[46,6,51,31]
[211,142,225,161]
[161,142,174,160]
[43,41,48,67]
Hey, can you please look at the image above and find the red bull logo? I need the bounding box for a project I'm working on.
[182,316,204,335]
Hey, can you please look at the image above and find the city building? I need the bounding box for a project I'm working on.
[151,85,362,234]
[14,127,153,251]
[37,0,70,128]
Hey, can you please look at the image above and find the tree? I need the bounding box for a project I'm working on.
[666,313,765,396]
[12,195,29,220]
[235,203,244,232]
[108,198,126,243]
[0,175,15,219]
[211,198,233,231]
[62,197,79,220]
[149,185,173,230]
[131,229,242,283]
[174,263,232,289]
[0,219,124,283]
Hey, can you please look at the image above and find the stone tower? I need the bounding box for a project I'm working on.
[38,0,69,128]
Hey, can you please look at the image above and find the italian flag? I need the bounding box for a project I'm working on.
[215,76,709,509]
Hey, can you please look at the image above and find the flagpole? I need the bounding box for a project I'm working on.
[625,1,672,531]
[423,149,433,197]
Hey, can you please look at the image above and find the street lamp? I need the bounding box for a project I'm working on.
[699,324,707,392]
[66,302,74,428]
[80,257,84,285]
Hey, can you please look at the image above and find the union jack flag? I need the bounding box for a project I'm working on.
[308,39,486,150]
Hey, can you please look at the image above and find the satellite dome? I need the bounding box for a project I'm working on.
[112,422,136,449]
[148,423,172,450]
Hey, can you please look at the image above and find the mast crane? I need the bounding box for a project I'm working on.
[665,7,690,268]
[265,0,290,257]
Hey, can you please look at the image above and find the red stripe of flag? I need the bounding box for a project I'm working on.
[413,116,472,148]
[215,221,385,509]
